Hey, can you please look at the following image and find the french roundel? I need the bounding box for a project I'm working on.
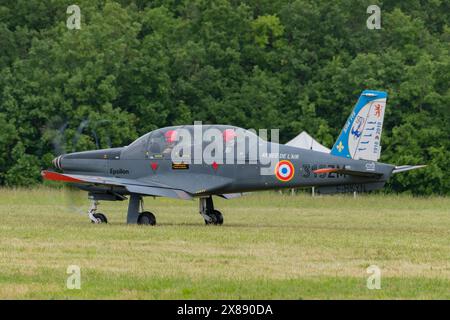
[275,160,295,182]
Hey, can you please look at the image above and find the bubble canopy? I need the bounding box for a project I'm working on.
[121,125,265,160]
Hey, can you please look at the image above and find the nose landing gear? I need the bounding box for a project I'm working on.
[88,200,108,224]
[199,196,223,225]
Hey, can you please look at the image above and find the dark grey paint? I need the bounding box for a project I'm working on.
[56,125,395,198]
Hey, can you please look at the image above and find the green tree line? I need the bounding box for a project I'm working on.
[0,0,448,194]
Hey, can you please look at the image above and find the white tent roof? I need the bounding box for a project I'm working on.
[285,131,331,153]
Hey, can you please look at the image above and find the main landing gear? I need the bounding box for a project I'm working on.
[199,196,223,225]
[128,194,156,225]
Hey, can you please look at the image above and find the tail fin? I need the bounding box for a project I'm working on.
[330,90,387,161]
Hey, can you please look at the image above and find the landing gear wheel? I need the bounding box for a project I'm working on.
[91,213,108,224]
[213,210,223,225]
[137,211,156,226]
[205,210,223,225]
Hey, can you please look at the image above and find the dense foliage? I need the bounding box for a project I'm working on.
[0,0,448,194]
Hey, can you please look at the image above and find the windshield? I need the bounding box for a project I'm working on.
[122,125,265,160]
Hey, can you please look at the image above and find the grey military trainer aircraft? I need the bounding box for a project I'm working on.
[42,90,425,225]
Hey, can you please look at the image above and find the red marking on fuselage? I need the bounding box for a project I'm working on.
[41,170,82,183]
[313,168,338,174]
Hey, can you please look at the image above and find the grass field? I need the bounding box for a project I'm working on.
[0,187,449,299]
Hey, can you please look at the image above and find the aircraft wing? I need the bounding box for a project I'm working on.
[41,170,193,200]
[125,185,192,200]
[218,193,244,199]
[144,172,234,195]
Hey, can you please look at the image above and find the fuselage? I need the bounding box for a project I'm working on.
[53,125,395,197]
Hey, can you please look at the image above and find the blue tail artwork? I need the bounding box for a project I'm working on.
[331,90,388,162]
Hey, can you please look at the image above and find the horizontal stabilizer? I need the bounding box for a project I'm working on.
[392,165,426,174]
[313,167,383,178]
[316,182,386,194]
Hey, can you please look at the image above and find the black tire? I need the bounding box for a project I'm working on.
[204,214,217,225]
[205,210,223,225]
[137,211,156,226]
[91,213,108,224]
[213,210,223,225]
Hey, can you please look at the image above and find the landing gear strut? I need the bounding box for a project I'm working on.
[128,193,156,226]
[199,196,223,225]
[88,200,108,224]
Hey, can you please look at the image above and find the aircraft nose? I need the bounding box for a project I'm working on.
[52,156,63,169]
